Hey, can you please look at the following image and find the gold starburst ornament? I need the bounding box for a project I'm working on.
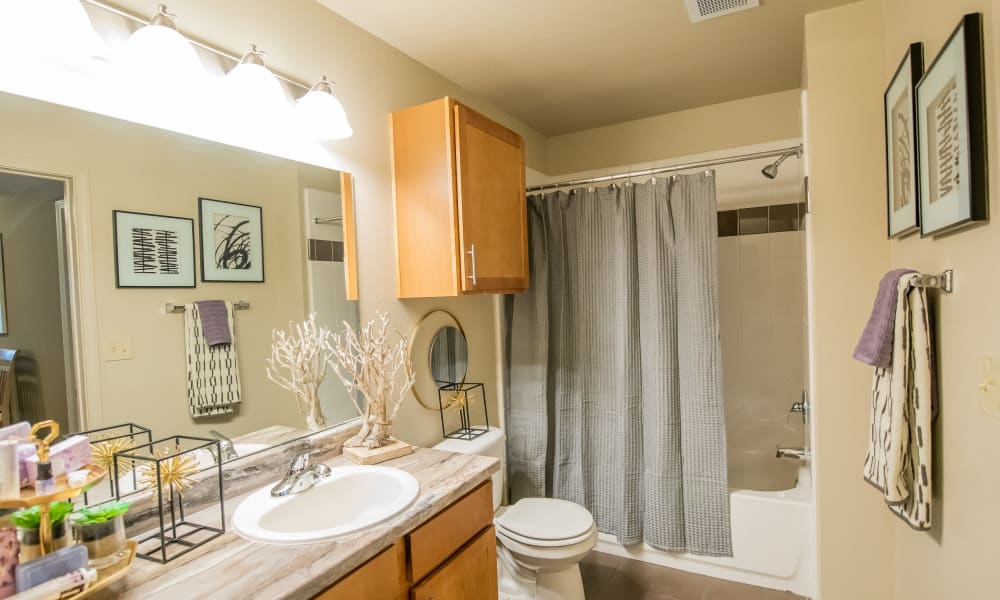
[137,446,199,496]
[91,437,135,475]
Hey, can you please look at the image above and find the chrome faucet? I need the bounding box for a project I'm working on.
[270,453,332,497]
[209,429,238,462]
[776,446,811,460]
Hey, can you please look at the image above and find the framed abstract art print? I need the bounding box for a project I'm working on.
[198,198,264,282]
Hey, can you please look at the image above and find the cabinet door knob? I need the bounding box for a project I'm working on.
[466,244,478,286]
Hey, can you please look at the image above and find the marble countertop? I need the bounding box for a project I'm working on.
[97,448,499,599]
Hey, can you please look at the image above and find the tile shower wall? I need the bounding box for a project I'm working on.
[718,206,807,491]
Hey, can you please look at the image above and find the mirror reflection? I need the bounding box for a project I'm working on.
[429,326,469,386]
[0,90,360,472]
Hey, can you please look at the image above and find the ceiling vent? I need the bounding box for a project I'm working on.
[684,0,760,23]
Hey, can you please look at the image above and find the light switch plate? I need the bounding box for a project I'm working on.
[104,336,133,362]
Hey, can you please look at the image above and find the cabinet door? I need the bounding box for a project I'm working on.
[410,526,498,600]
[454,103,528,294]
[316,541,407,600]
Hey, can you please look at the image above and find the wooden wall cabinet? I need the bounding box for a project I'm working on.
[315,481,498,600]
[391,97,528,298]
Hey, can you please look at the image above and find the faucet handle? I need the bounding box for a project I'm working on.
[289,453,311,473]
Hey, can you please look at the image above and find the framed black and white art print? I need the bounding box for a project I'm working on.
[885,43,923,238]
[113,210,196,288]
[917,13,988,236]
[198,198,264,282]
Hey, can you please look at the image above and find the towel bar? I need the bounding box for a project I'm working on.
[911,270,953,293]
[165,300,251,313]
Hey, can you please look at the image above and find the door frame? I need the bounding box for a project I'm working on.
[0,155,101,430]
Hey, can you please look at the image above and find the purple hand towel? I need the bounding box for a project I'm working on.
[195,300,232,347]
[853,269,916,368]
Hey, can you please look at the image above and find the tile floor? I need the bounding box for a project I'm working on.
[579,551,809,600]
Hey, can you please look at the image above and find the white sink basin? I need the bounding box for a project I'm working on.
[232,465,420,545]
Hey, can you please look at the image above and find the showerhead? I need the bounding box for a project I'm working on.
[761,151,799,179]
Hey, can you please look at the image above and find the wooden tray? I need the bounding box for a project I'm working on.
[70,540,138,599]
[0,465,108,510]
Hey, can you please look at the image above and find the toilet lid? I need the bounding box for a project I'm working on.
[495,498,594,542]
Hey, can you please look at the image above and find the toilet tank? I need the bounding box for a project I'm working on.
[433,427,505,511]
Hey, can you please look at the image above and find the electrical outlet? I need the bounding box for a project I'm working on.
[104,336,133,362]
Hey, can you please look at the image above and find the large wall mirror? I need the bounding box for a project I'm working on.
[0,90,360,468]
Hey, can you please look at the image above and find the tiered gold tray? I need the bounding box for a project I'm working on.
[0,464,108,509]
[0,463,137,598]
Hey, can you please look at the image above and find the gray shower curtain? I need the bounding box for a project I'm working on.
[505,173,732,557]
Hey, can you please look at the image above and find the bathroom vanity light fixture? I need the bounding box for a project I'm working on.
[73,0,353,140]
[120,4,200,82]
[295,76,353,140]
[0,0,104,59]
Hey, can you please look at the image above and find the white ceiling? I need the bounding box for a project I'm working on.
[320,0,856,135]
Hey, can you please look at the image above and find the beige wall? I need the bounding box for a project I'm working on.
[806,1,1000,598]
[546,89,802,174]
[803,2,894,599]
[879,1,1000,599]
[0,183,68,429]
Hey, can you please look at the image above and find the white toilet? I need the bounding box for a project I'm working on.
[435,428,597,600]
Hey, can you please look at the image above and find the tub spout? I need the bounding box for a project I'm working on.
[776,446,811,460]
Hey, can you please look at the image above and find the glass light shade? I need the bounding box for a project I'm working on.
[0,0,104,59]
[120,24,201,83]
[223,62,290,114]
[296,87,353,140]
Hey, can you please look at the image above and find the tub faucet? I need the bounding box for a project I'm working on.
[270,453,332,497]
[776,446,811,461]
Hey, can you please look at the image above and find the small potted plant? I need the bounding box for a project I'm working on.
[71,500,131,569]
[12,501,73,561]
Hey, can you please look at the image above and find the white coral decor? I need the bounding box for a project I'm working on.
[265,313,333,431]
[327,312,416,449]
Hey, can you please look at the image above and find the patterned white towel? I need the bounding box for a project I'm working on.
[184,301,242,417]
[863,273,933,529]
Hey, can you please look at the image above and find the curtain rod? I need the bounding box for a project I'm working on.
[81,0,311,92]
[527,145,804,193]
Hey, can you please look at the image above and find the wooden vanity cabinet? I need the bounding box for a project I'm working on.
[410,526,498,600]
[315,481,497,600]
[390,97,528,298]
[316,541,408,600]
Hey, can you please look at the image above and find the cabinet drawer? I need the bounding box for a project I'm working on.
[407,480,493,583]
[315,541,407,600]
[410,526,498,600]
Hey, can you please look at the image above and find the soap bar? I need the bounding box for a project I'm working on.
[14,544,87,592]
[23,436,92,485]
[0,424,29,445]
[16,445,35,488]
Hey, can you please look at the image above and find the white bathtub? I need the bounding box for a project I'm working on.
[595,463,815,597]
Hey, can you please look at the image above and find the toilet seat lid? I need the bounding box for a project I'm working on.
[495,498,594,542]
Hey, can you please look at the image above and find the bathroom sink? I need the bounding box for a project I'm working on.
[232,465,420,545]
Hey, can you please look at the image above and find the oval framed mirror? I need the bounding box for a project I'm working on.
[409,310,468,411]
